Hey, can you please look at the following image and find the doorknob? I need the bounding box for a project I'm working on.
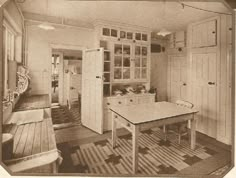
[208,82,215,85]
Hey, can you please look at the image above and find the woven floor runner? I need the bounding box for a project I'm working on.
[51,102,81,126]
[57,127,218,175]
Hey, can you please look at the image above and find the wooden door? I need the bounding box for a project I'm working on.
[81,48,104,134]
[168,56,188,102]
[191,52,217,138]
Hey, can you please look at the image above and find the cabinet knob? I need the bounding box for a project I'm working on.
[229,27,232,31]
[118,101,122,104]
[107,103,110,105]
[183,83,187,86]
[212,31,216,34]
[118,38,120,41]
[115,115,118,118]
[130,99,133,102]
[133,40,136,43]
[127,123,130,127]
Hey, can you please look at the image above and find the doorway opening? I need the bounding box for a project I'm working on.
[51,54,60,104]
[51,48,83,130]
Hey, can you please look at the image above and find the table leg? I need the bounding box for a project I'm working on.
[112,112,117,148]
[52,161,58,173]
[132,125,139,174]
[190,116,196,150]
[163,125,167,141]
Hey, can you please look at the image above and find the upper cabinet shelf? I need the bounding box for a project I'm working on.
[95,22,151,88]
[167,31,186,49]
[113,42,149,82]
[192,19,217,48]
[101,27,149,43]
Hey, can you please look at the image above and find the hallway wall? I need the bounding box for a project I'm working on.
[26,25,95,95]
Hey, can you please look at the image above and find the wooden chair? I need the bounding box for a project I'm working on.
[163,100,194,144]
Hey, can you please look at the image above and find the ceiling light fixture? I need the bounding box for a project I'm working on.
[38,23,55,30]
[157,0,171,37]
[157,28,172,37]
[38,0,55,30]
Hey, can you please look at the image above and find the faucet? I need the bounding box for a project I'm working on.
[2,90,14,106]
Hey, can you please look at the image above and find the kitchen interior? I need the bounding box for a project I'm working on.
[1,0,234,176]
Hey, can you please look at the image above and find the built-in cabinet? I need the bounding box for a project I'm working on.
[103,51,111,97]
[101,26,149,43]
[81,22,152,133]
[113,43,149,82]
[166,15,232,145]
[189,17,220,139]
[113,43,132,81]
[192,19,217,48]
[186,16,232,145]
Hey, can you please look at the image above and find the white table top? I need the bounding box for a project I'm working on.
[109,101,198,125]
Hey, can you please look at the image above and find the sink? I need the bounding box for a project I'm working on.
[6,109,45,125]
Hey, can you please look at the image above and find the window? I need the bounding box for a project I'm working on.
[3,24,16,97]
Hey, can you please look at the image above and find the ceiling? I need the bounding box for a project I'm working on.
[18,0,231,32]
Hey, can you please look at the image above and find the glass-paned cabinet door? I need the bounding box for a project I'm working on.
[113,43,131,80]
[114,68,122,79]
[134,45,148,80]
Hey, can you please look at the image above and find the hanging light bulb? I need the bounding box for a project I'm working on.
[38,0,55,30]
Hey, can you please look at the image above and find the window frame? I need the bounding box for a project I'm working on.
[3,21,16,98]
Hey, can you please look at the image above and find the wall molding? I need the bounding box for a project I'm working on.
[3,9,22,34]
[23,11,94,31]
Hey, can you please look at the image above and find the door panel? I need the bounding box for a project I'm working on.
[191,52,217,138]
[82,48,104,134]
[169,56,188,102]
[207,20,217,46]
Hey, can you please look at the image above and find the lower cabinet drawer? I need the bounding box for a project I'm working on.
[126,97,138,105]
[137,96,155,104]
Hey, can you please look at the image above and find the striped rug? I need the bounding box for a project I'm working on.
[58,128,217,175]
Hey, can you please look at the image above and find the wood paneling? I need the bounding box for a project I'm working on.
[0,7,3,121]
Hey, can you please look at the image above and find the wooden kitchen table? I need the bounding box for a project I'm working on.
[109,101,198,174]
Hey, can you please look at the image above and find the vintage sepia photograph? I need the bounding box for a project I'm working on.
[0,0,235,177]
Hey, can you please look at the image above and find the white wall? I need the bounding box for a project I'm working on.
[150,40,168,101]
[26,25,95,95]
